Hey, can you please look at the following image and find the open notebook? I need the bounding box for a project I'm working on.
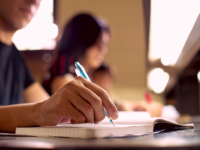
[15,112,194,138]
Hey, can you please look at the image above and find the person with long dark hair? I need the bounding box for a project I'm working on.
[43,13,163,117]
[43,13,110,94]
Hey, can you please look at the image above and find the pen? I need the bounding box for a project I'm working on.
[144,91,153,103]
[75,61,115,127]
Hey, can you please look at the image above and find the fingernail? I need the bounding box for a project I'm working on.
[112,112,119,120]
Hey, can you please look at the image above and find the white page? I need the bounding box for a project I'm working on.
[57,123,147,128]
[100,111,152,125]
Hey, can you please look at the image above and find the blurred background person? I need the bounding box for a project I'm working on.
[91,63,116,95]
[43,12,162,117]
[0,0,49,105]
[43,13,110,94]
[92,63,163,117]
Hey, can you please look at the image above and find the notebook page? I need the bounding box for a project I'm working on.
[99,111,154,125]
[57,123,144,128]
[100,118,156,125]
[116,111,151,120]
[57,123,116,128]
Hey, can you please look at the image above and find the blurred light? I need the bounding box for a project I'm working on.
[42,53,52,63]
[12,0,57,50]
[197,71,200,82]
[161,57,171,66]
[48,24,58,39]
[147,68,169,94]
[148,0,200,66]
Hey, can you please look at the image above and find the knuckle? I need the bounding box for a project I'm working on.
[77,113,86,123]
[85,105,94,114]
[75,76,84,81]
[66,80,80,89]
[93,96,102,106]
[59,88,71,99]
[61,87,70,94]
[99,113,106,121]
[95,113,105,123]
[67,80,76,87]
[97,88,108,97]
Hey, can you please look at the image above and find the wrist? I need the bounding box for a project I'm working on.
[34,101,45,127]
[34,99,58,127]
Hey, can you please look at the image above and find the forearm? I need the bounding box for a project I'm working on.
[0,77,119,133]
[51,76,73,94]
[23,82,50,103]
[0,102,42,133]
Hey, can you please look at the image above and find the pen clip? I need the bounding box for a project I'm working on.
[75,68,81,76]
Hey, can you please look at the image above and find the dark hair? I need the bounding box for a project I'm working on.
[92,63,113,79]
[93,64,110,73]
[58,12,110,60]
[42,13,110,95]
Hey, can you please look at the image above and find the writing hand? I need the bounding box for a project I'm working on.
[37,76,119,126]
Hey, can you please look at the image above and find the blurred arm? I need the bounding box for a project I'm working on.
[23,82,49,103]
[116,100,163,117]
[51,74,74,94]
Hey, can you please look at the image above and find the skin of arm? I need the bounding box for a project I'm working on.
[116,100,163,117]
[23,82,50,103]
[51,75,74,94]
[0,76,119,133]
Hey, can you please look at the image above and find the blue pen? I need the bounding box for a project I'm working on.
[75,61,115,127]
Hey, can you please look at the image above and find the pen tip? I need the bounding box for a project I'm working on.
[110,119,115,127]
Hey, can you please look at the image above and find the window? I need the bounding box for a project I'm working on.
[13,0,58,51]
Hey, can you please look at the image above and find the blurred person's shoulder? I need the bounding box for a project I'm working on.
[0,40,23,59]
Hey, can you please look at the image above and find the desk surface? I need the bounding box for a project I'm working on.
[1,124,200,150]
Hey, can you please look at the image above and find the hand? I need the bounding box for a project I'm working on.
[116,100,163,117]
[141,101,163,117]
[37,76,119,126]
[117,101,146,111]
